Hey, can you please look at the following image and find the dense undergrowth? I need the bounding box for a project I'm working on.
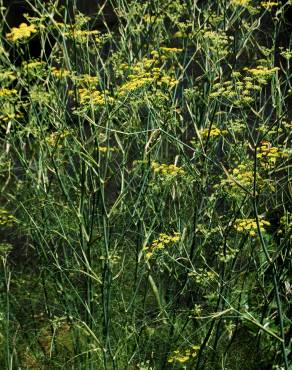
[0,0,291,369]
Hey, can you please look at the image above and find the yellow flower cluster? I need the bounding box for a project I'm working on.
[234,218,270,237]
[227,164,254,188]
[231,0,252,6]
[132,159,148,167]
[209,78,257,104]
[0,208,17,226]
[210,66,279,105]
[215,163,264,196]
[156,75,178,87]
[6,23,37,42]
[279,48,292,60]
[0,70,16,84]
[159,46,183,53]
[21,60,47,80]
[245,65,280,84]
[142,14,159,23]
[143,232,180,259]
[202,29,232,58]
[64,29,101,43]
[51,67,71,78]
[0,88,17,97]
[118,76,154,94]
[215,246,239,263]
[98,146,117,153]
[261,1,279,9]
[29,85,51,104]
[257,141,287,166]
[55,20,102,43]
[203,30,231,46]
[78,88,114,106]
[188,268,217,285]
[0,112,23,123]
[73,74,99,87]
[151,162,185,176]
[168,345,200,364]
[22,60,46,70]
[118,55,178,95]
[199,126,227,138]
[45,131,70,147]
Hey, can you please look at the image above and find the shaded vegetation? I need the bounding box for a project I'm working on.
[0,0,291,369]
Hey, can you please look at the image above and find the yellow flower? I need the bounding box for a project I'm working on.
[0,112,23,123]
[6,23,37,42]
[76,74,99,87]
[160,46,183,53]
[246,66,279,81]
[261,1,279,9]
[0,88,17,97]
[145,252,153,259]
[99,146,108,153]
[118,77,154,94]
[45,131,70,147]
[78,88,114,106]
[63,29,101,43]
[151,162,185,176]
[234,218,270,236]
[117,56,178,96]
[98,146,116,153]
[231,0,251,6]
[143,14,157,23]
[0,209,18,226]
[257,141,287,167]
[199,127,223,138]
[0,70,16,83]
[168,345,199,364]
[22,60,46,71]
[143,232,180,260]
[177,355,189,363]
[51,67,71,78]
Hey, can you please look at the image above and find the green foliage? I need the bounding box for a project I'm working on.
[0,0,291,369]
